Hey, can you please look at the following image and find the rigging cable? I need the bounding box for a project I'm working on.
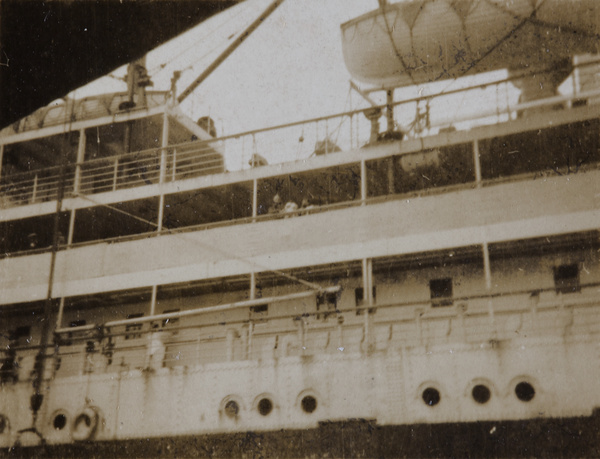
[380,2,417,86]
[19,89,80,448]
[147,0,257,77]
[414,0,552,128]
[71,192,327,292]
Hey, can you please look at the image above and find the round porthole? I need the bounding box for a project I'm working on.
[515,381,535,402]
[258,398,273,416]
[224,400,239,418]
[53,413,67,430]
[301,395,317,414]
[472,384,491,404]
[422,387,441,407]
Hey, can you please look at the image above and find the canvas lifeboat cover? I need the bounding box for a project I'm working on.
[341,0,600,87]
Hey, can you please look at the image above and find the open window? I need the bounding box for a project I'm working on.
[554,264,580,294]
[250,304,268,322]
[317,292,337,319]
[125,313,144,340]
[430,278,453,307]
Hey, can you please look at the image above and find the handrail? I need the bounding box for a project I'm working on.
[1,85,599,208]
[5,282,599,354]
[55,286,340,334]
[2,157,598,259]
[0,87,597,260]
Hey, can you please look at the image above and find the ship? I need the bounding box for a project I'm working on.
[2,0,600,456]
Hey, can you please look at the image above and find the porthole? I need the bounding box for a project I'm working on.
[224,400,239,418]
[301,395,317,413]
[258,398,273,416]
[0,415,7,434]
[472,384,491,404]
[422,387,440,407]
[53,413,67,430]
[515,381,535,402]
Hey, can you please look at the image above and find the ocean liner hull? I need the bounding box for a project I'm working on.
[10,414,600,457]
[2,2,600,456]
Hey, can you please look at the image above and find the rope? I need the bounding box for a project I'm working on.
[148,0,257,77]
[73,192,325,292]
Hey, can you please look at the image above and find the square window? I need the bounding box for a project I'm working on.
[10,326,32,346]
[430,278,453,307]
[554,264,580,294]
[250,304,268,322]
[12,326,31,340]
[64,319,86,346]
[317,292,337,319]
[125,313,144,340]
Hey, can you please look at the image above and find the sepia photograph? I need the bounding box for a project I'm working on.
[0,0,600,457]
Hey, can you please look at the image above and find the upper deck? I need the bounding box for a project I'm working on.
[0,74,599,241]
[0,74,599,305]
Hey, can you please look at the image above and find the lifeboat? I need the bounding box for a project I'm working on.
[341,0,600,87]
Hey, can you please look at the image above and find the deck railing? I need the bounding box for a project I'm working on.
[0,141,225,205]
[1,81,598,211]
[1,281,599,381]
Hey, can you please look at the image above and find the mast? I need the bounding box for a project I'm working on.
[117,56,153,113]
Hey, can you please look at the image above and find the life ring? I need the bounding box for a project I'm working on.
[71,407,98,441]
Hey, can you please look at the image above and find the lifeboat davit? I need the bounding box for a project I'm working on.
[341,0,600,87]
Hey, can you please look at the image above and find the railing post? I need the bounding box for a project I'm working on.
[336,315,344,351]
[250,271,256,300]
[241,324,249,359]
[482,241,495,327]
[160,111,169,184]
[529,289,539,329]
[362,258,374,352]
[56,297,66,330]
[67,209,76,246]
[0,144,4,179]
[473,139,482,188]
[360,159,367,205]
[159,150,167,184]
[386,89,394,133]
[573,55,580,98]
[296,317,306,354]
[74,129,86,193]
[247,323,254,359]
[150,285,158,316]
[362,258,373,306]
[32,174,38,203]
[415,308,423,345]
[157,194,165,232]
[226,329,237,362]
[252,178,258,222]
[112,158,119,191]
[171,148,177,181]
[387,157,395,195]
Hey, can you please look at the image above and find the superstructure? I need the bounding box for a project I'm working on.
[1,0,600,456]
